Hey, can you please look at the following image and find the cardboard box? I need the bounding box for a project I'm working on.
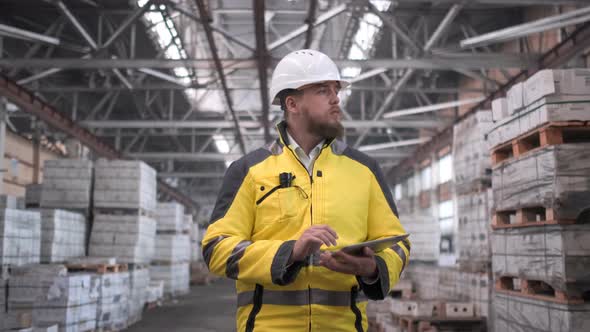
[524,69,590,105]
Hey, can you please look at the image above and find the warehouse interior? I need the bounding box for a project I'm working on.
[1,0,590,331]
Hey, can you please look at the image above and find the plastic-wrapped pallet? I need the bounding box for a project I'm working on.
[127,266,149,326]
[0,209,41,265]
[40,209,86,263]
[154,234,191,263]
[487,96,590,149]
[40,159,93,210]
[491,224,590,295]
[150,262,189,297]
[457,190,493,266]
[190,222,202,262]
[146,280,164,304]
[493,291,590,332]
[0,272,6,329]
[91,271,130,331]
[25,184,43,208]
[401,214,440,262]
[492,144,590,221]
[0,194,18,209]
[94,159,157,212]
[89,213,156,264]
[7,264,98,332]
[452,110,493,194]
[155,202,185,232]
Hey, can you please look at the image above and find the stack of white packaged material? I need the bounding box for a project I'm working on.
[0,209,41,266]
[146,280,164,304]
[400,213,440,262]
[127,266,150,326]
[154,234,191,263]
[452,110,493,194]
[456,190,493,267]
[7,264,98,332]
[94,159,157,212]
[190,221,202,262]
[92,271,130,331]
[149,263,189,297]
[89,213,156,264]
[1,270,6,329]
[155,203,185,232]
[152,202,190,297]
[40,209,86,263]
[0,195,18,209]
[40,160,93,210]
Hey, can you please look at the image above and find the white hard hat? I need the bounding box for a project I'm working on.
[269,49,350,105]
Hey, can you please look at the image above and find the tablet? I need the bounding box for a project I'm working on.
[337,234,410,255]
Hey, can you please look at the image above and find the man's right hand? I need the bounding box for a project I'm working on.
[289,225,339,263]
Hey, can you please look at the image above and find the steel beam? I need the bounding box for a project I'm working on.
[366,1,421,52]
[354,4,463,148]
[169,3,256,53]
[195,0,246,154]
[358,137,431,152]
[0,55,534,70]
[29,84,486,94]
[0,74,198,211]
[304,0,318,49]
[253,0,271,143]
[81,119,441,129]
[461,5,590,49]
[54,0,98,50]
[131,150,411,162]
[383,97,484,118]
[268,3,347,51]
[101,0,154,50]
[0,23,60,46]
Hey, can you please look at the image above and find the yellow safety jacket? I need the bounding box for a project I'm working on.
[202,121,410,332]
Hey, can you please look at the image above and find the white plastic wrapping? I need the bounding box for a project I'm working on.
[493,292,590,332]
[0,208,41,265]
[89,214,156,264]
[40,209,86,263]
[91,272,130,331]
[40,160,93,210]
[401,213,440,262]
[149,263,189,297]
[7,264,98,331]
[457,190,493,263]
[153,234,191,263]
[93,159,157,211]
[155,202,185,232]
[492,144,590,221]
[491,224,590,294]
[452,110,493,193]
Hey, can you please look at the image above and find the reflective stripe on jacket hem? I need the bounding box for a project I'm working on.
[238,288,368,307]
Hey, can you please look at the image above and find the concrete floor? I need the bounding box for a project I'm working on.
[125,278,237,332]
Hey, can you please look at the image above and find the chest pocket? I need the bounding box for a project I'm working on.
[255,180,308,224]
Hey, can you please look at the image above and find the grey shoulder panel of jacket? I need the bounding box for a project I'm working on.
[342,147,399,218]
[209,148,272,224]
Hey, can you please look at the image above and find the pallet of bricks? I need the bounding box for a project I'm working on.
[381,264,488,332]
[488,69,590,332]
[453,110,494,273]
[89,158,158,329]
[152,202,190,299]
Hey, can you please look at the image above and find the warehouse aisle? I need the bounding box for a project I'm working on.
[126,278,237,332]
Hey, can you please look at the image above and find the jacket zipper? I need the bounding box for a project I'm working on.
[284,143,330,332]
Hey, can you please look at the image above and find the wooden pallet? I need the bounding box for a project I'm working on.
[495,276,585,305]
[492,206,576,229]
[491,121,590,166]
[67,263,128,274]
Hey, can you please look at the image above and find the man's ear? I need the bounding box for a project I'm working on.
[285,95,300,115]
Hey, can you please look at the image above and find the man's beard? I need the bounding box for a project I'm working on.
[303,106,344,139]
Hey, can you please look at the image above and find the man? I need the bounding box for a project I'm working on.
[202,49,409,332]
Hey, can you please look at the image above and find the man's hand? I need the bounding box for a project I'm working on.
[319,247,378,278]
[289,225,338,264]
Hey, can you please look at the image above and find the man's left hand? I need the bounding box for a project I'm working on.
[319,247,378,278]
